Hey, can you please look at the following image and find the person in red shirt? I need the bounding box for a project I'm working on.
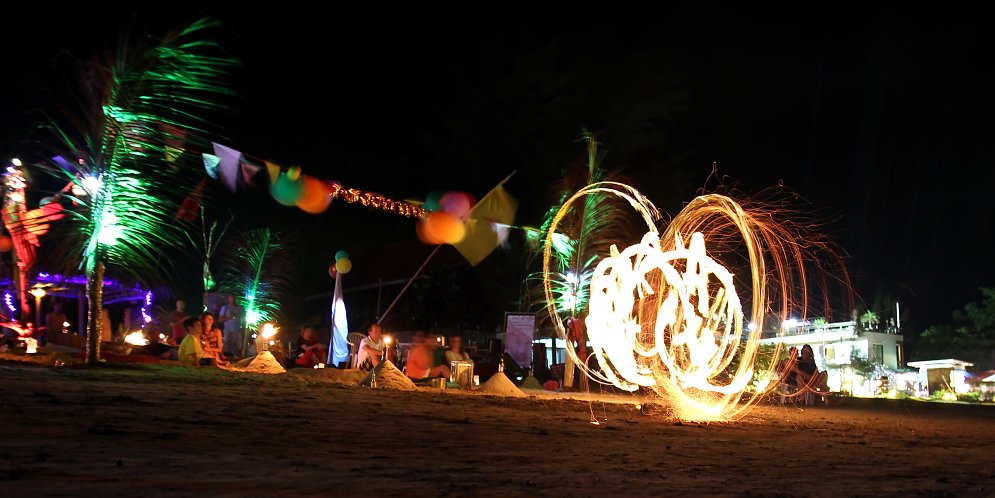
[294,324,326,368]
[169,299,188,345]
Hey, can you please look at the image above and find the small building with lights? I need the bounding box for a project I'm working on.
[758,320,905,396]
[907,359,974,395]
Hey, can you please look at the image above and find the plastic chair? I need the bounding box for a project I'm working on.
[346,332,366,369]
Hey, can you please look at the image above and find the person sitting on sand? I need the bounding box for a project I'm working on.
[355,323,385,371]
[773,346,800,404]
[200,312,229,367]
[294,324,326,368]
[796,344,829,404]
[444,335,473,365]
[775,346,799,387]
[178,317,205,368]
[405,330,450,380]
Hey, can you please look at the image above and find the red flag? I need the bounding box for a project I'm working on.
[175,178,207,222]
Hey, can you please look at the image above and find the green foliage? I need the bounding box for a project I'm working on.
[930,389,980,403]
[726,342,778,389]
[526,132,639,323]
[848,351,881,379]
[41,18,236,281]
[917,287,995,370]
[859,310,880,330]
[218,228,291,327]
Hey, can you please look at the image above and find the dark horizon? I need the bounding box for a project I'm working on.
[2,5,994,334]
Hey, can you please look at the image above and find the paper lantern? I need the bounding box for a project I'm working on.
[295,175,332,214]
[335,250,349,261]
[287,165,302,181]
[270,173,303,206]
[335,258,352,274]
[416,218,445,245]
[0,235,11,252]
[440,191,473,219]
[328,264,338,278]
[424,211,466,245]
[423,190,443,212]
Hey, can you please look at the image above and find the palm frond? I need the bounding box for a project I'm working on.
[527,132,641,323]
[218,228,292,327]
[40,18,237,281]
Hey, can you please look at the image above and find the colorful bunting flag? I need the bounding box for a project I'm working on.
[453,182,517,266]
[212,142,242,192]
[202,153,220,179]
[175,177,207,222]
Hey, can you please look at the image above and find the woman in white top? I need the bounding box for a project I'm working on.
[444,336,473,364]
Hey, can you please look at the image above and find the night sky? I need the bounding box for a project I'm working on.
[3,5,994,334]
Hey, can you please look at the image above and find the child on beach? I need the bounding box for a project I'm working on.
[178,317,205,367]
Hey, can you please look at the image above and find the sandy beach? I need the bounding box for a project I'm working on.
[1,350,993,497]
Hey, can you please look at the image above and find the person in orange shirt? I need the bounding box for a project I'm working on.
[404,330,450,380]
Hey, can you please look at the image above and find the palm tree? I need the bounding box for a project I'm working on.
[40,18,236,363]
[860,310,880,331]
[217,227,291,332]
[526,132,639,327]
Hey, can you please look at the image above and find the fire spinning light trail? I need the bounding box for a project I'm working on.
[544,182,834,422]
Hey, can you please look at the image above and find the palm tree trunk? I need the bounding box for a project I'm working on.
[85,261,104,364]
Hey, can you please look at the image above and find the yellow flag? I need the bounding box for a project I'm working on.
[264,161,281,185]
[454,184,517,266]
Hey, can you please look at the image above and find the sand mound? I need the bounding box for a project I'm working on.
[478,372,525,397]
[519,375,543,390]
[288,367,365,385]
[233,351,286,374]
[359,361,417,391]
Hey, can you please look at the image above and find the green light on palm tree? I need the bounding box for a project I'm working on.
[38,18,237,363]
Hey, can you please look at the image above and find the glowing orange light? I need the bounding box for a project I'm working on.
[124,330,149,346]
[261,323,278,340]
[542,182,822,422]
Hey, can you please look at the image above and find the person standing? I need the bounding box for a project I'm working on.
[44,302,67,346]
[218,294,245,358]
[100,308,113,343]
[170,299,188,345]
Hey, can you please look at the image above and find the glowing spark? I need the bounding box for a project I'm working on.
[543,182,794,422]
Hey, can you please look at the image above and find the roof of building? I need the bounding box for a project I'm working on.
[907,359,975,369]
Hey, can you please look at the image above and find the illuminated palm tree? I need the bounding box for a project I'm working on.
[527,132,639,326]
[217,227,291,331]
[40,19,236,363]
